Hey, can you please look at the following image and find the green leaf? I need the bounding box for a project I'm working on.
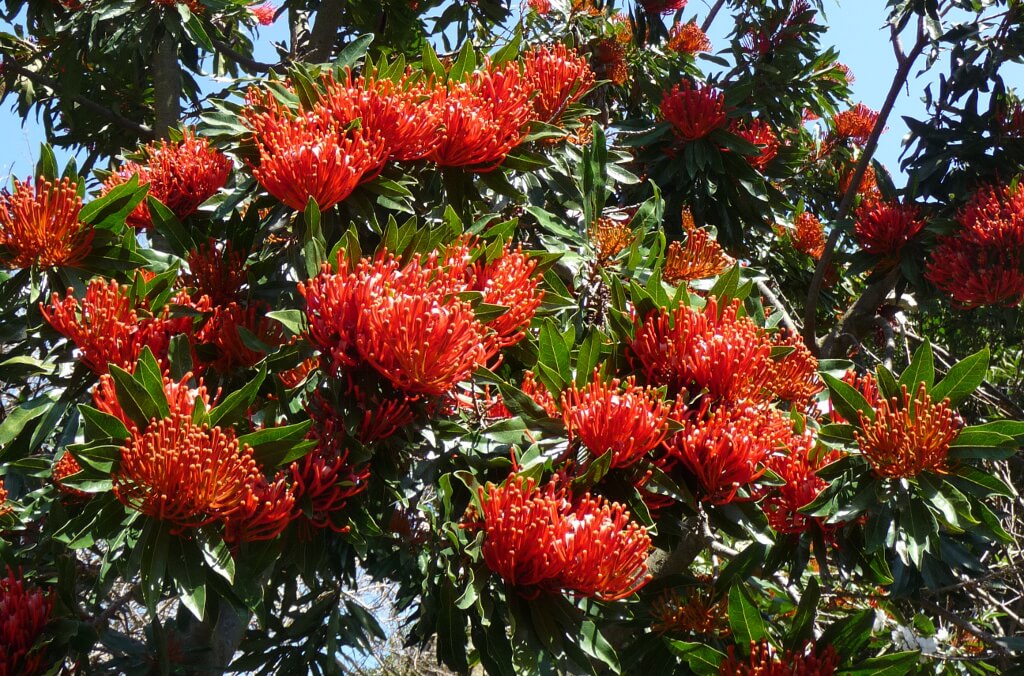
[715,543,766,595]
[237,421,315,469]
[197,527,235,584]
[903,498,938,567]
[79,174,148,229]
[537,319,571,389]
[436,577,469,672]
[822,372,875,425]
[79,405,130,442]
[334,34,374,68]
[138,520,170,612]
[817,610,874,660]
[899,341,935,391]
[839,650,921,675]
[267,309,307,335]
[303,198,327,278]
[728,584,766,646]
[168,335,193,381]
[108,365,162,429]
[665,640,726,675]
[931,347,989,406]
[575,330,604,387]
[579,620,619,672]
[422,41,446,81]
[0,394,56,448]
[208,365,267,428]
[448,40,477,83]
[146,197,194,258]
[785,577,820,651]
[168,538,207,621]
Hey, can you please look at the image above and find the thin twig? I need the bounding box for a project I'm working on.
[919,598,1009,657]
[211,37,276,73]
[701,0,728,33]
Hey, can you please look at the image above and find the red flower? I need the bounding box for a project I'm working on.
[832,103,880,145]
[351,387,416,442]
[321,70,444,162]
[527,0,551,13]
[763,329,823,406]
[590,217,634,264]
[466,244,544,356]
[664,403,792,504]
[956,182,1024,250]
[278,355,319,389]
[244,89,386,211]
[855,383,963,479]
[0,569,53,676]
[787,212,826,259]
[720,640,839,675]
[630,297,773,403]
[640,0,685,15]
[663,228,732,283]
[523,44,595,122]
[521,370,560,416]
[660,81,727,141]
[731,119,779,171]
[41,278,192,375]
[429,60,534,170]
[926,238,1024,308]
[667,21,712,54]
[223,471,295,544]
[249,2,276,24]
[477,475,651,600]
[93,371,213,431]
[595,39,629,86]
[197,301,288,373]
[829,370,880,424]
[52,453,89,499]
[0,177,92,269]
[102,130,231,229]
[561,372,671,468]
[182,239,247,305]
[651,583,728,636]
[839,163,879,198]
[0,480,10,518]
[853,199,925,256]
[113,415,266,531]
[761,436,839,534]
[290,415,369,532]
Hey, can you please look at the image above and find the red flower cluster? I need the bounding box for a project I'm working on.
[52,453,89,499]
[92,371,213,431]
[663,227,732,283]
[523,44,595,122]
[42,278,193,375]
[590,217,634,264]
[927,182,1024,307]
[0,569,53,676]
[630,297,773,404]
[300,239,542,397]
[0,480,10,518]
[720,640,839,675]
[595,39,629,85]
[102,130,231,229]
[832,103,880,145]
[763,329,823,407]
[182,239,248,305]
[854,199,925,257]
[476,475,651,600]
[249,2,276,25]
[668,22,712,54]
[731,119,780,171]
[0,177,93,269]
[640,0,686,15]
[660,81,728,141]
[839,162,879,199]
[855,383,963,479]
[786,212,826,259]
[761,435,838,534]
[561,371,671,468]
[197,301,288,373]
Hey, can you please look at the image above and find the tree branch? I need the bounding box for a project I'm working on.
[4,63,154,140]
[153,30,182,138]
[211,37,275,73]
[307,4,345,63]
[701,0,728,33]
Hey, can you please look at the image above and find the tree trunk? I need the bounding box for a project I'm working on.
[153,30,182,139]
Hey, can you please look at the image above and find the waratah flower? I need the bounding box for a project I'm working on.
[788,212,826,259]
[631,297,773,403]
[244,89,387,210]
[429,60,533,170]
[956,182,1024,250]
[668,21,711,54]
[854,199,925,256]
[354,389,416,442]
[839,163,879,198]
[663,228,732,283]
[0,177,93,269]
[522,44,595,122]
[102,130,231,229]
[561,371,671,468]
[855,383,963,478]
[321,70,444,162]
[720,640,840,675]
[660,81,727,141]
[223,472,296,544]
[590,217,634,264]
[113,415,267,531]
[527,0,551,13]
[93,371,213,431]
[763,329,823,406]
[664,403,793,504]
[476,475,651,600]
[651,584,728,636]
[42,278,193,375]
[832,103,880,145]
[521,370,560,416]
[197,301,288,373]
[465,244,544,356]
[595,39,628,85]
[290,449,369,533]
[182,239,247,305]
[0,569,54,676]
[926,238,1024,308]
[52,452,89,499]
[640,0,686,15]
[0,480,10,518]
[249,2,276,25]
[761,436,839,534]
[731,119,779,171]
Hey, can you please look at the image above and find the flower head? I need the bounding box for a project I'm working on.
[429,60,533,170]
[660,81,727,141]
[829,370,880,424]
[223,472,295,544]
[590,217,634,264]
[595,40,629,86]
[761,436,838,534]
[102,130,231,229]
[561,372,671,468]
[249,2,276,24]
[0,177,92,269]
[763,329,823,406]
[651,584,728,636]
[0,480,10,518]
[855,383,963,478]
[668,22,711,54]
[197,301,288,373]
[926,239,1024,308]
[788,212,825,259]
[839,163,879,199]
[182,239,247,305]
[731,119,779,171]
[854,199,925,257]
[522,370,560,416]
[630,297,773,403]
[523,44,595,123]
[640,0,686,15]
[527,0,551,13]
[663,229,732,283]
[244,89,386,210]
[956,182,1024,250]
[52,453,89,499]
[113,415,266,531]
[93,371,213,431]
[720,640,839,675]
[0,569,53,676]
[465,244,544,356]
[832,103,880,145]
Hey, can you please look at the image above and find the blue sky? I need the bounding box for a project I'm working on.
[0,1,1004,181]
